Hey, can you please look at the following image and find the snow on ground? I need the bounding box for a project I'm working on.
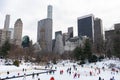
[0,59,120,80]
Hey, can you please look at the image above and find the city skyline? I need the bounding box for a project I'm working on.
[0,0,120,43]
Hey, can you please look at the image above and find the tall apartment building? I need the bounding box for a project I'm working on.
[14,19,23,46]
[37,18,52,52]
[4,14,10,31]
[37,5,53,52]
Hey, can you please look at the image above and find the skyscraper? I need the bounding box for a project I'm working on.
[105,23,120,55]
[55,31,62,39]
[68,27,73,38]
[0,14,11,45]
[94,18,103,42]
[1,30,11,45]
[94,18,103,54]
[14,18,23,46]
[47,5,52,19]
[114,23,120,30]
[54,34,64,54]
[53,31,63,53]
[4,14,10,31]
[37,18,52,52]
[0,29,2,45]
[77,14,94,41]
[62,33,69,45]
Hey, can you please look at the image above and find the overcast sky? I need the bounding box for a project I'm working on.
[0,0,120,43]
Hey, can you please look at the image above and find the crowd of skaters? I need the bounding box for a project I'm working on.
[1,68,41,80]
[0,59,120,80]
[35,62,119,80]
[98,76,116,80]
[48,61,120,80]
[4,65,119,80]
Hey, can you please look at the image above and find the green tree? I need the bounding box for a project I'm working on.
[0,40,10,57]
[88,55,98,63]
[73,47,83,61]
[83,39,92,60]
[13,60,20,67]
[113,31,120,58]
[73,39,92,61]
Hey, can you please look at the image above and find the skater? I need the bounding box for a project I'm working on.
[67,68,69,73]
[55,67,57,69]
[49,70,52,74]
[52,70,55,74]
[75,68,77,71]
[50,76,55,80]
[25,69,27,72]
[98,69,101,74]
[110,78,112,80]
[23,73,26,80]
[7,71,9,75]
[32,72,35,79]
[62,63,65,66]
[45,66,47,69]
[102,66,105,71]
[18,73,20,76]
[73,73,77,78]
[23,68,24,72]
[7,71,9,78]
[99,76,101,80]
[90,71,92,76]
[116,70,118,73]
[69,71,71,75]
[37,73,39,77]
[60,70,63,75]
[78,73,80,78]
[73,65,76,70]
[112,76,115,80]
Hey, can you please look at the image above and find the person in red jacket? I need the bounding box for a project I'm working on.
[50,77,55,80]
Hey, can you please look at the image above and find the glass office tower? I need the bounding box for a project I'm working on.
[77,14,94,41]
